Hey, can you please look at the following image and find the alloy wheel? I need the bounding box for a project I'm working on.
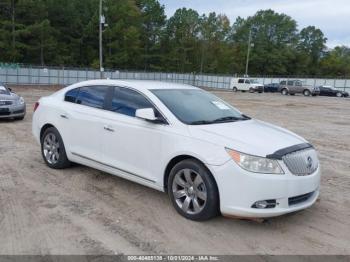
[172,168,207,215]
[43,133,60,164]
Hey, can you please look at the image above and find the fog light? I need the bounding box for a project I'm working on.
[252,200,276,209]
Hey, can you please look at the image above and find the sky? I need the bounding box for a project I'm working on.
[159,0,350,48]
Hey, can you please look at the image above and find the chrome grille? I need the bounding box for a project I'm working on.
[282,148,318,176]
[0,100,13,106]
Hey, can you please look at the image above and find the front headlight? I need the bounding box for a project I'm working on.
[226,148,284,174]
[18,97,25,105]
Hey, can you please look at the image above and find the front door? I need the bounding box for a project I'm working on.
[102,86,169,185]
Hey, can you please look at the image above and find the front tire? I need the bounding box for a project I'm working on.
[168,159,219,221]
[249,87,254,93]
[336,92,342,97]
[303,89,311,96]
[41,127,71,169]
[281,88,288,95]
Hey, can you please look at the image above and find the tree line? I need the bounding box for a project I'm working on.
[0,0,349,77]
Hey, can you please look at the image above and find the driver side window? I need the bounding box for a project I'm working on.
[110,87,161,118]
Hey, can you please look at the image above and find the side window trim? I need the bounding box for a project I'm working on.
[108,85,169,125]
[65,85,110,110]
[64,87,80,103]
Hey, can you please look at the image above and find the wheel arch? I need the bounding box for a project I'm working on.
[40,123,55,141]
[163,154,219,194]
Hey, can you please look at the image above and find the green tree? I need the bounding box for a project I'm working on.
[232,9,298,75]
[297,26,327,74]
[199,12,233,74]
[320,46,350,76]
[162,8,201,72]
[104,0,143,69]
[137,0,166,71]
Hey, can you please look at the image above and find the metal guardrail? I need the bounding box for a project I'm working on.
[1,64,349,91]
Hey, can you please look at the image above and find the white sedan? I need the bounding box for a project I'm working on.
[32,80,320,221]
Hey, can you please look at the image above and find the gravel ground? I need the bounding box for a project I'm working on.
[0,86,349,255]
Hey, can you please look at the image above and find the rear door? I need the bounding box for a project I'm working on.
[287,80,296,93]
[294,80,303,93]
[63,85,110,162]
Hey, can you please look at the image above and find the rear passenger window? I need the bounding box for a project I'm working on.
[76,86,108,109]
[65,88,79,103]
[280,81,286,85]
[238,79,244,83]
[110,87,154,117]
[245,79,250,84]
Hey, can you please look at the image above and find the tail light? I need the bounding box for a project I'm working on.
[34,102,39,112]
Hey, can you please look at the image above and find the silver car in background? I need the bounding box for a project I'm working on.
[0,83,26,120]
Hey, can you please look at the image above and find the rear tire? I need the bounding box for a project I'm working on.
[168,159,219,221]
[232,87,238,92]
[336,92,342,97]
[41,127,71,169]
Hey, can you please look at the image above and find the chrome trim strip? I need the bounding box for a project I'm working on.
[71,152,156,183]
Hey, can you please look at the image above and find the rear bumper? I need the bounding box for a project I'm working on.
[253,86,264,92]
[208,159,321,218]
[0,104,26,119]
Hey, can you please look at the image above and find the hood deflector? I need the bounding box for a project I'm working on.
[266,143,314,160]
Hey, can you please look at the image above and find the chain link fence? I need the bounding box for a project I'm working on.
[1,63,349,91]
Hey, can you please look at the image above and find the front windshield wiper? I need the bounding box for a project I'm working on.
[189,120,215,125]
[212,115,250,123]
[189,115,251,125]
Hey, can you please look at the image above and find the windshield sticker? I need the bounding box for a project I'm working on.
[212,101,230,110]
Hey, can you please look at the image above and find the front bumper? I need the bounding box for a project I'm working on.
[0,103,26,119]
[208,159,320,218]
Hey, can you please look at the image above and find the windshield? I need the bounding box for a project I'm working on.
[0,85,9,95]
[151,89,249,125]
[250,79,259,84]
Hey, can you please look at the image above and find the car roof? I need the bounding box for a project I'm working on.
[70,79,198,91]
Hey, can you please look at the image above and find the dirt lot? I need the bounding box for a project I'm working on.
[0,86,349,255]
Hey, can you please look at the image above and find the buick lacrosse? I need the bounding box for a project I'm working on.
[0,82,26,120]
[32,80,320,221]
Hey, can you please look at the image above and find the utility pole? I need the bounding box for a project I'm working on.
[245,28,252,77]
[99,0,104,79]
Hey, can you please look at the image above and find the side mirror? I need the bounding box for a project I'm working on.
[8,87,12,92]
[136,108,166,124]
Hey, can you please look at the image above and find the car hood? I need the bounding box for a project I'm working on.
[0,93,19,101]
[189,119,307,157]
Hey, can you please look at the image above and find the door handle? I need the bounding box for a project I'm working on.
[60,114,69,119]
[104,125,114,132]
